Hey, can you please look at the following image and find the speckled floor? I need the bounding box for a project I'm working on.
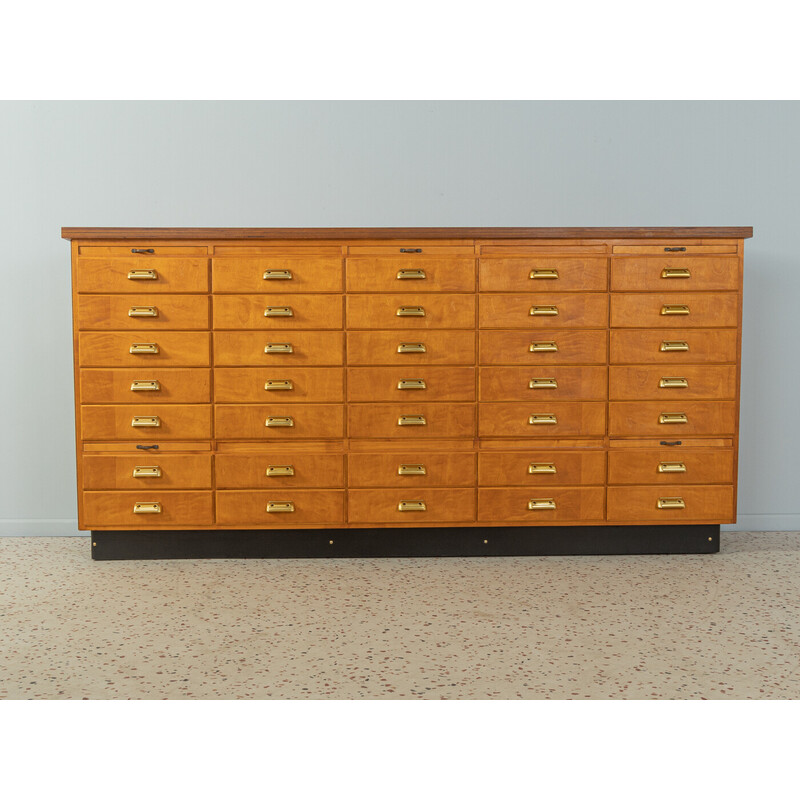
[1,533,798,699]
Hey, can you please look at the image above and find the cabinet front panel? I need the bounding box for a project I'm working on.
[348,452,476,488]
[76,257,209,293]
[346,294,476,329]
[214,404,345,440]
[347,367,475,402]
[609,400,737,436]
[215,453,345,488]
[610,329,738,364]
[348,489,476,523]
[83,491,214,527]
[212,294,344,329]
[608,449,734,485]
[216,490,345,525]
[347,331,475,365]
[478,487,605,522]
[610,292,738,327]
[479,294,609,329]
[77,295,210,330]
[611,256,739,291]
[480,366,606,401]
[346,257,476,292]
[80,405,212,441]
[478,451,606,486]
[478,402,606,437]
[606,485,734,522]
[82,454,213,489]
[348,403,476,438]
[214,367,344,403]
[479,330,607,365]
[479,257,608,292]
[80,368,212,404]
[609,365,737,400]
[79,332,211,367]
[214,331,344,366]
[212,257,344,293]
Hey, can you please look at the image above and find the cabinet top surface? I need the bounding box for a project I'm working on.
[62,226,753,241]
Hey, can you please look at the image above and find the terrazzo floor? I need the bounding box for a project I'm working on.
[1,533,799,700]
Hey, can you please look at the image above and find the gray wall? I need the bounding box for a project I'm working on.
[0,101,796,535]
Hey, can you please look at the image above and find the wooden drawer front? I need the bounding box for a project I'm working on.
[609,366,737,400]
[215,454,345,488]
[82,454,212,489]
[478,451,606,486]
[79,332,210,367]
[609,401,737,436]
[77,295,210,330]
[214,332,344,366]
[347,331,475,365]
[347,489,476,523]
[610,329,738,364]
[346,257,475,292]
[480,366,606,401]
[610,293,738,327]
[480,330,607,365]
[212,257,343,293]
[80,368,211,404]
[76,258,209,293]
[214,368,344,403]
[214,404,344,440]
[346,294,476,329]
[347,367,475,402]
[212,294,343,329]
[479,294,608,329]
[348,403,476,438]
[612,245,738,255]
[608,449,734,485]
[81,405,212,441]
[478,402,606,437]
[216,490,345,525]
[606,485,734,522]
[611,257,739,291]
[79,246,208,256]
[348,452,476,488]
[478,488,605,522]
[479,257,608,292]
[83,491,214,527]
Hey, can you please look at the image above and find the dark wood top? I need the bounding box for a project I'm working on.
[62,226,753,240]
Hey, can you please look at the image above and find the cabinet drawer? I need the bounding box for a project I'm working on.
[212,256,343,293]
[347,367,475,402]
[606,485,734,522]
[610,293,738,327]
[347,331,475,365]
[346,294,476,329]
[348,403,476,438]
[216,490,345,525]
[347,489,475,523]
[348,452,476,488]
[214,404,344,440]
[612,245,738,255]
[82,454,212,489]
[83,491,213,527]
[478,487,605,522]
[212,294,343,329]
[478,450,606,486]
[215,453,345,488]
[609,365,737,400]
[76,257,209,293]
[80,368,212,403]
[79,246,208,256]
[478,402,606,437]
[480,366,606,401]
[480,330,607,365]
[479,294,608,329]
[346,257,475,292]
[77,295,210,330]
[80,405,212,441]
[214,332,344,366]
[611,257,739,291]
[608,448,734,485]
[79,332,210,367]
[479,256,607,291]
[610,329,738,364]
[609,401,737,436]
[214,367,344,403]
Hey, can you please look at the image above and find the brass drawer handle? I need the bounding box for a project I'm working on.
[397,343,426,353]
[264,343,293,354]
[529,341,558,352]
[130,380,160,391]
[127,269,158,280]
[397,269,426,280]
[398,415,426,426]
[263,270,292,280]
[528,498,556,510]
[264,379,294,391]
[133,502,161,514]
[266,465,295,477]
[130,343,159,354]
[660,340,689,352]
[131,248,155,254]
[529,305,559,316]
[131,416,160,427]
[397,379,426,390]
[661,304,690,316]
[659,413,688,424]
[396,306,426,317]
[398,501,426,512]
[657,497,686,509]
[265,416,294,427]
[658,462,686,473]
[528,463,557,474]
[398,464,426,475]
[660,377,688,388]
[529,269,559,280]
[528,414,557,425]
[132,466,162,478]
[264,306,293,317]
[128,306,158,317]
[266,501,295,513]
[661,267,691,279]
[529,378,557,389]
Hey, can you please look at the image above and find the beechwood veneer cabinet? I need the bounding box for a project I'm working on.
[62,227,751,560]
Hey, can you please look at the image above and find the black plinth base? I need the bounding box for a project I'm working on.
[91,524,720,560]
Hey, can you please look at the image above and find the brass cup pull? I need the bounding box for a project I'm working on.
[396,306,426,317]
[128,306,158,317]
[127,269,158,280]
[397,269,426,280]
[263,270,293,280]
[264,343,293,354]
[660,340,689,352]
[661,267,691,279]
[657,497,686,510]
[658,462,687,473]
[398,501,427,512]
[130,380,160,392]
[661,304,690,316]
[130,343,159,354]
[266,501,295,513]
[265,416,294,427]
[659,413,688,424]
[133,502,161,514]
[132,466,162,478]
[397,343,426,353]
[131,416,160,427]
[527,498,556,510]
[529,341,558,353]
[266,465,295,477]
[529,269,559,280]
[264,379,293,391]
[398,464,426,475]
[529,305,559,316]
[529,378,557,389]
[528,414,557,425]
[528,463,557,474]
[660,377,689,388]
[264,306,293,317]
[397,379,426,390]
[398,415,426,426]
